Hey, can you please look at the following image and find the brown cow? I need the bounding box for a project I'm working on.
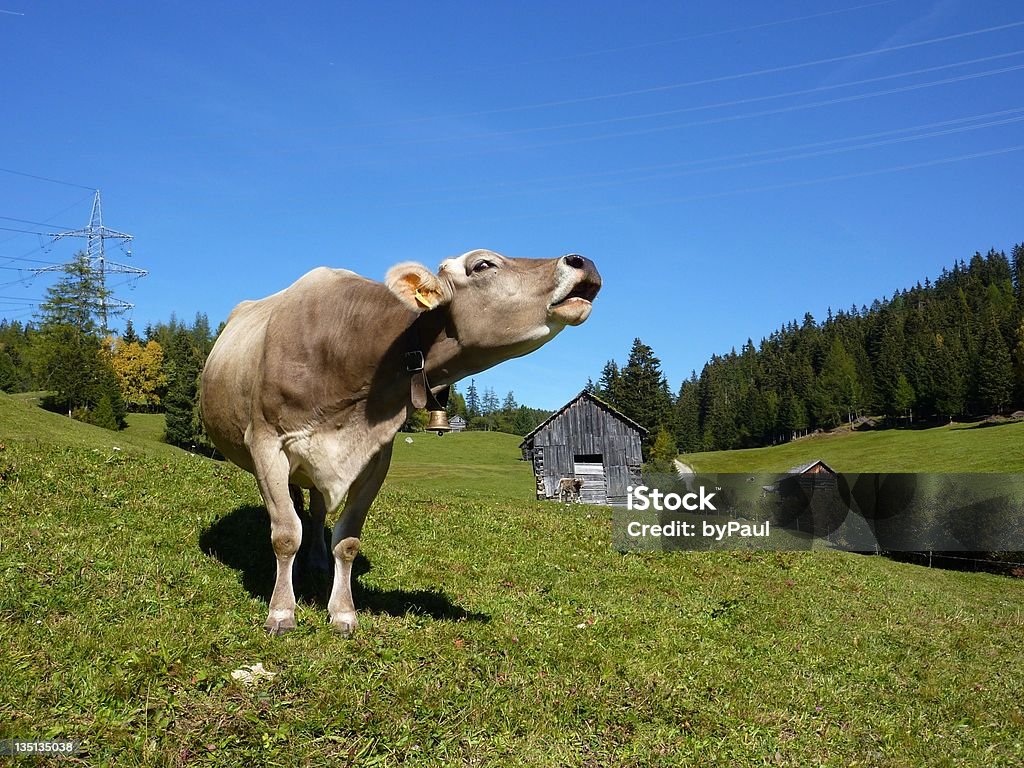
[201,249,601,635]
[557,477,584,504]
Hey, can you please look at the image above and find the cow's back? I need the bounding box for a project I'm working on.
[201,267,363,472]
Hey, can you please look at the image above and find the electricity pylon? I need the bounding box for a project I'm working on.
[33,189,147,332]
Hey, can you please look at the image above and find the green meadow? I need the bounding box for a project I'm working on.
[1,392,1022,766]
[685,420,1024,473]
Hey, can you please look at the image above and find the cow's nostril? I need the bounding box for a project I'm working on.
[564,253,585,269]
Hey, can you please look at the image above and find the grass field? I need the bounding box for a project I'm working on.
[1,392,1023,766]
[685,421,1024,473]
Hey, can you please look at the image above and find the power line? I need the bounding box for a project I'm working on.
[0,167,95,191]
[0,225,52,236]
[405,0,901,84]
[490,0,902,69]
[399,111,1024,206]
[351,49,1024,150]
[362,19,1024,126]
[422,106,1024,193]
[470,144,1024,222]
[449,62,1024,156]
[0,214,77,230]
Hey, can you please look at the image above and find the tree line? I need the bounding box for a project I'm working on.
[591,244,1024,456]
[0,253,217,449]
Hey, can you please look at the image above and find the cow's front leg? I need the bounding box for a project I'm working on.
[327,440,394,637]
[252,446,302,635]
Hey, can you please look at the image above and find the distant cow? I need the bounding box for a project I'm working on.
[201,250,601,635]
[558,477,584,504]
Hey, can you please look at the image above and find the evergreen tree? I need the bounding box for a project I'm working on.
[596,360,621,406]
[673,374,701,453]
[647,426,678,474]
[819,337,862,423]
[1011,243,1024,302]
[872,313,908,419]
[502,391,518,412]
[465,379,480,418]
[975,316,1014,414]
[1013,320,1024,406]
[121,319,140,345]
[164,329,203,446]
[930,333,968,420]
[446,383,467,419]
[893,374,916,422]
[0,348,16,392]
[482,387,500,415]
[616,338,673,452]
[191,312,213,356]
[32,253,125,428]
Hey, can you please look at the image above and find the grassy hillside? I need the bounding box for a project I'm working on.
[1,392,1023,766]
[685,421,1024,473]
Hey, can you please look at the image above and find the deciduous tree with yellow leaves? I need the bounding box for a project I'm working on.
[104,336,168,412]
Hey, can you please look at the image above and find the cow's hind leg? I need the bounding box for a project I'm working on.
[327,440,394,637]
[294,483,329,581]
[299,488,331,575]
[251,447,302,635]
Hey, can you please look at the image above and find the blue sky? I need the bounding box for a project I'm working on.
[1,1,1022,409]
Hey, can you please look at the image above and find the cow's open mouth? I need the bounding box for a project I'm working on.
[548,276,600,326]
[550,278,600,308]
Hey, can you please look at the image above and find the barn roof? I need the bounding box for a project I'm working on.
[786,459,837,475]
[519,389,648,447]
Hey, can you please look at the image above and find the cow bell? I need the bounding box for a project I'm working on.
[426,410,451,436]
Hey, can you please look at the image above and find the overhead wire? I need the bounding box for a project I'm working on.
[399,111,1024,205]
[0,214,76,231]
[362,19,1024,126]
[444,62,1024,155]
[0,167,94,191]
[422,106,1024,193]
[470,145,1024,222]
[416,0,901,84]
[350,49,1024,149]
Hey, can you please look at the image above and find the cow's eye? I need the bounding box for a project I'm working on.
[472,260,495,273]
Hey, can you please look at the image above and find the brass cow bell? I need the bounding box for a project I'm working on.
[426,410,451,436]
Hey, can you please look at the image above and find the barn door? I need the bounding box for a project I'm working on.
[573,454,607,504]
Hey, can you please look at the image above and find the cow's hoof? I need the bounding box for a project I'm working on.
[264,616,296,636]
[330,613,358,638]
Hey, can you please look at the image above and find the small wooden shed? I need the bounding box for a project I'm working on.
[520,390,646,505]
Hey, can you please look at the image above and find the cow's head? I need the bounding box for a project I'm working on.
[385,249,601,367]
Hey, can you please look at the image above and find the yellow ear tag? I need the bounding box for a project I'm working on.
[414,288,433,309]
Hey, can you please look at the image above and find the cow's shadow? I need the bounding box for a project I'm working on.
[199,505,489,623]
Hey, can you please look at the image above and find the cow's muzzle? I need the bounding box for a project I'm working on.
[549,254,601,325]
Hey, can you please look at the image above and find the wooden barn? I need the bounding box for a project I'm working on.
[520,390,646,505]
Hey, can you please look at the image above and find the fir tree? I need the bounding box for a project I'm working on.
[32,253,124,427]
[121,319,140,345]
[1012,243,1024,302]
[596,360,621,406]
[673,374,701,453]
[616,338,673,452]
[164,329,203,446]
[465,379,480,418]
[975,316,1014,414]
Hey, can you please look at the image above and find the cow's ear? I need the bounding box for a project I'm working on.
[385,262,452,312]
